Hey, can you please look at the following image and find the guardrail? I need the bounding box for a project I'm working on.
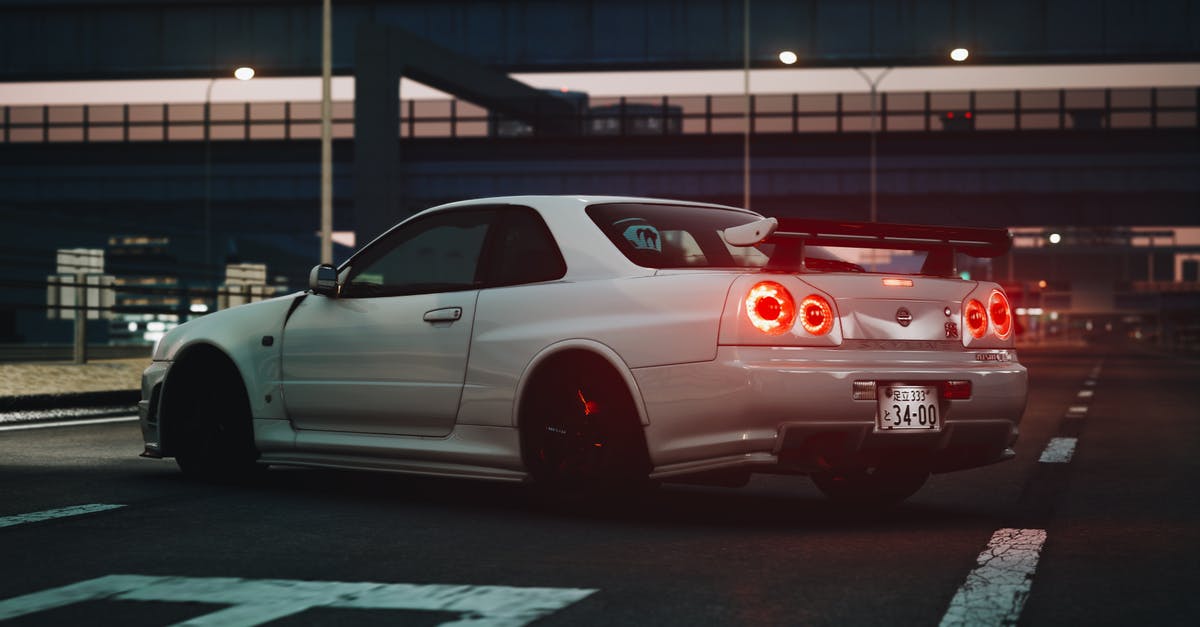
[0,277,287,362]
[2,86,1195,143]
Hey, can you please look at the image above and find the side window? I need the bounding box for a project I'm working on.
[483,209,567,287]
[341,210,494,298]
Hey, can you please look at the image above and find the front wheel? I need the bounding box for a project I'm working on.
[172,365,262,483]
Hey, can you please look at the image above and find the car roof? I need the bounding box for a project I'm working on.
[353,195,762,281]
[426,195,752,214]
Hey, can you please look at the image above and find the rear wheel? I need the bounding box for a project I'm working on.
[811,464,928,506]
[171,353,262,482]
[520,355,651,491]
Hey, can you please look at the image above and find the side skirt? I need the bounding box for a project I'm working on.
[255,420,528,482]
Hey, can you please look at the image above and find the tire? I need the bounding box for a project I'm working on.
[811,464,928,506]
[520,355,651,491]
[172,360,262,483]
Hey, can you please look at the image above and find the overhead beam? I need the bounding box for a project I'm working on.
[0,1,1196,81]
[352,23,577,244]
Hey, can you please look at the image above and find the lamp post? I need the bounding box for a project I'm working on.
[852,67,892,223]
[204,67,254,288]
[320,0,333,265]
[742,0,751,211]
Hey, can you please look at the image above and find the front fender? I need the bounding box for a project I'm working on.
[155,292,304,422]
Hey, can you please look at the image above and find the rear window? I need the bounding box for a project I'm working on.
[587,203,945,275]
[586,203,766,269]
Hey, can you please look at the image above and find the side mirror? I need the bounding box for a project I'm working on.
[309,264,338,297]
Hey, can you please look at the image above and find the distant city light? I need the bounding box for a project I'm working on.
[778,50,798,65]
[126,322,138,332]
[950,48,970,62]
[959,271,971,280]
[1048,233,1062,244]
[147,321,166,332]
[234,67,256,81]
[189,303,209,313]
[1038,279,1048,289]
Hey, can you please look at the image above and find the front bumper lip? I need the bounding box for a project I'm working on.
[139,361,171,458]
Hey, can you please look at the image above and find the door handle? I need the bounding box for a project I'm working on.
[423,307,463,323]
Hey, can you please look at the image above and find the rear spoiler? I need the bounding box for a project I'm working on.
[725,217,1012,257]
[723,216,1013,275]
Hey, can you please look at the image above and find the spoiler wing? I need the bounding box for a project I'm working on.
[725,217,1012,258]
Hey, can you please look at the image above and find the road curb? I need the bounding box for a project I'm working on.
[0,390,140,412]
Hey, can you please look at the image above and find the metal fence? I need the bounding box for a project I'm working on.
[2,86,1196,143]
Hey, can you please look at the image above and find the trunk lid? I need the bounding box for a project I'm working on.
[798,274,975,341]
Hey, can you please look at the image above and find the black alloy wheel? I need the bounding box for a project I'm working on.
[522,359,650,490]
[174,367,262,482]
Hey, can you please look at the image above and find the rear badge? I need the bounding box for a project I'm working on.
[945,321,959,339]
[895,307,913,327]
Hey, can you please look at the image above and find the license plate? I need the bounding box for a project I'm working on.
[876,385,940,431]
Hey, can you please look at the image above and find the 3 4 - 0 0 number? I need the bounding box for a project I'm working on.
[885,403,938,428]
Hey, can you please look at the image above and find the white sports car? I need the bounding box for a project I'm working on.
[140,195,1027,504]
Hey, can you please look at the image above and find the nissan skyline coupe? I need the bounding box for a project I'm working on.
[139,195,1027,504]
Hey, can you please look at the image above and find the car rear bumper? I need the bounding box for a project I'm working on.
[634,345,1027,477]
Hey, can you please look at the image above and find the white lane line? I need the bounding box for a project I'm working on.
[0,574,597,627]
[1076,389,1094,399]
[1066,405,1089,416]
[1038,437,1078,464]
[0,504,126,529]
[938,528,1048,627]
[0,415,138,432]
[1083,379,1096,386]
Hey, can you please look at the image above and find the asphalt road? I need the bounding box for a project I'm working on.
[0,346,1196,626]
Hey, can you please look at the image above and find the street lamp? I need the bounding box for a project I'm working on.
[204,67,254,290]
[779,48,889,221]
[777,48,974,222]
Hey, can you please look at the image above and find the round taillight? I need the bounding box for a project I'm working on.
[989,290,1012,339]
[964,299,987,339]
[745,281,795,335]
[799,294,834,336]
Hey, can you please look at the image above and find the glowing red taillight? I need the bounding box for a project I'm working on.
[964,299,987,339]
[799,294,834,336]
[745,282,795,335]
[988,290,1012,339]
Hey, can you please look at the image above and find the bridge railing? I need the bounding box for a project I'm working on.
[1,86,1196,143]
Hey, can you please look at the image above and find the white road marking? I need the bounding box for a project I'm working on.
[1066,405,1089,416]
[1076,389,1094,398]
[1083,379,1096,386]
[1038,437,1078,464]
[0,406,136,425]
[0,504,126,529]
[0,574,597,627]
[938,528,1048,627]
[0,415,138,432]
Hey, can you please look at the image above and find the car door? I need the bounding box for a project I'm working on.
[280,208,496,437]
